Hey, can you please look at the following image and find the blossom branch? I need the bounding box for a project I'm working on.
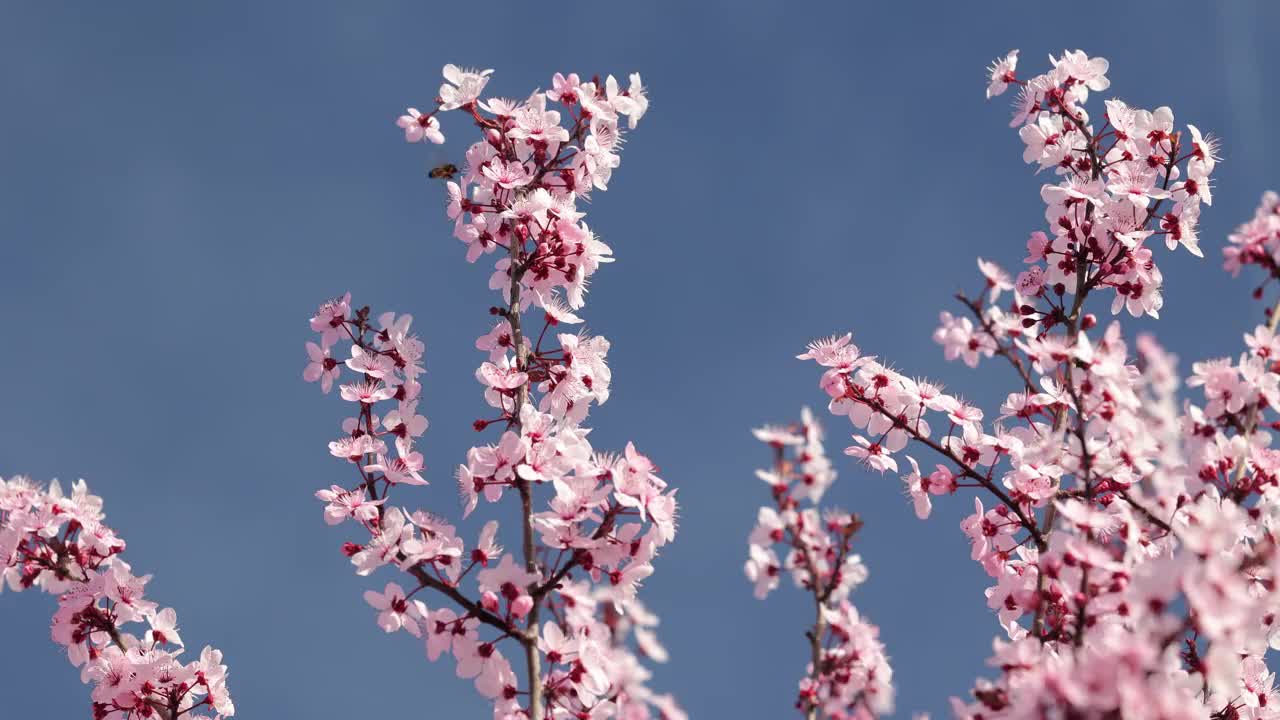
[747,411,894,717]
[1,477,235,719]
[784,49,1280,716]
[307,65,683,720]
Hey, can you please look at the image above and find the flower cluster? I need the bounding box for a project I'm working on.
[776,50,1280,718]
[987,49,1217,321]
[747,409,894,719]
[307,65,678,720]
[1225,190,1280,301]
[0,476,234,719]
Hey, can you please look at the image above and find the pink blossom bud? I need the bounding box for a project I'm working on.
[510,595,534,619]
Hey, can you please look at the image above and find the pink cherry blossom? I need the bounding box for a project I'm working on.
[364,581,428,637]
[339,379,395,404]
[396,107,445,144]
[985,49,1019,99]
[482,158,533,189]
[438,64,492,111]
[303,341,340,392]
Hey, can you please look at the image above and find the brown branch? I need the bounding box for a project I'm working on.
[855,390,1046,551]
[1117,489,1173,534]
[407,564,512,634]
[505,204,544,720]
[956,292,1036,393]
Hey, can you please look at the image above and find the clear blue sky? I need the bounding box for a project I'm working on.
[2,2,1277,717]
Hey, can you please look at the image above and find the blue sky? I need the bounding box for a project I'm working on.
[2,2,1278,717]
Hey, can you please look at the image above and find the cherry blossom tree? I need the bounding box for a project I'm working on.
[758,48,1280,718]
[0,477,235,719]
[305,65,681,720]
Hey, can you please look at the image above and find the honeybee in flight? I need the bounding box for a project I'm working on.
[428,163,459,180]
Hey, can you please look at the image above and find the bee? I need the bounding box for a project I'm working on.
[428,163,459,180]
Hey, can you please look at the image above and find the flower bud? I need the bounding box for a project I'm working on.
[511,595,534,619]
